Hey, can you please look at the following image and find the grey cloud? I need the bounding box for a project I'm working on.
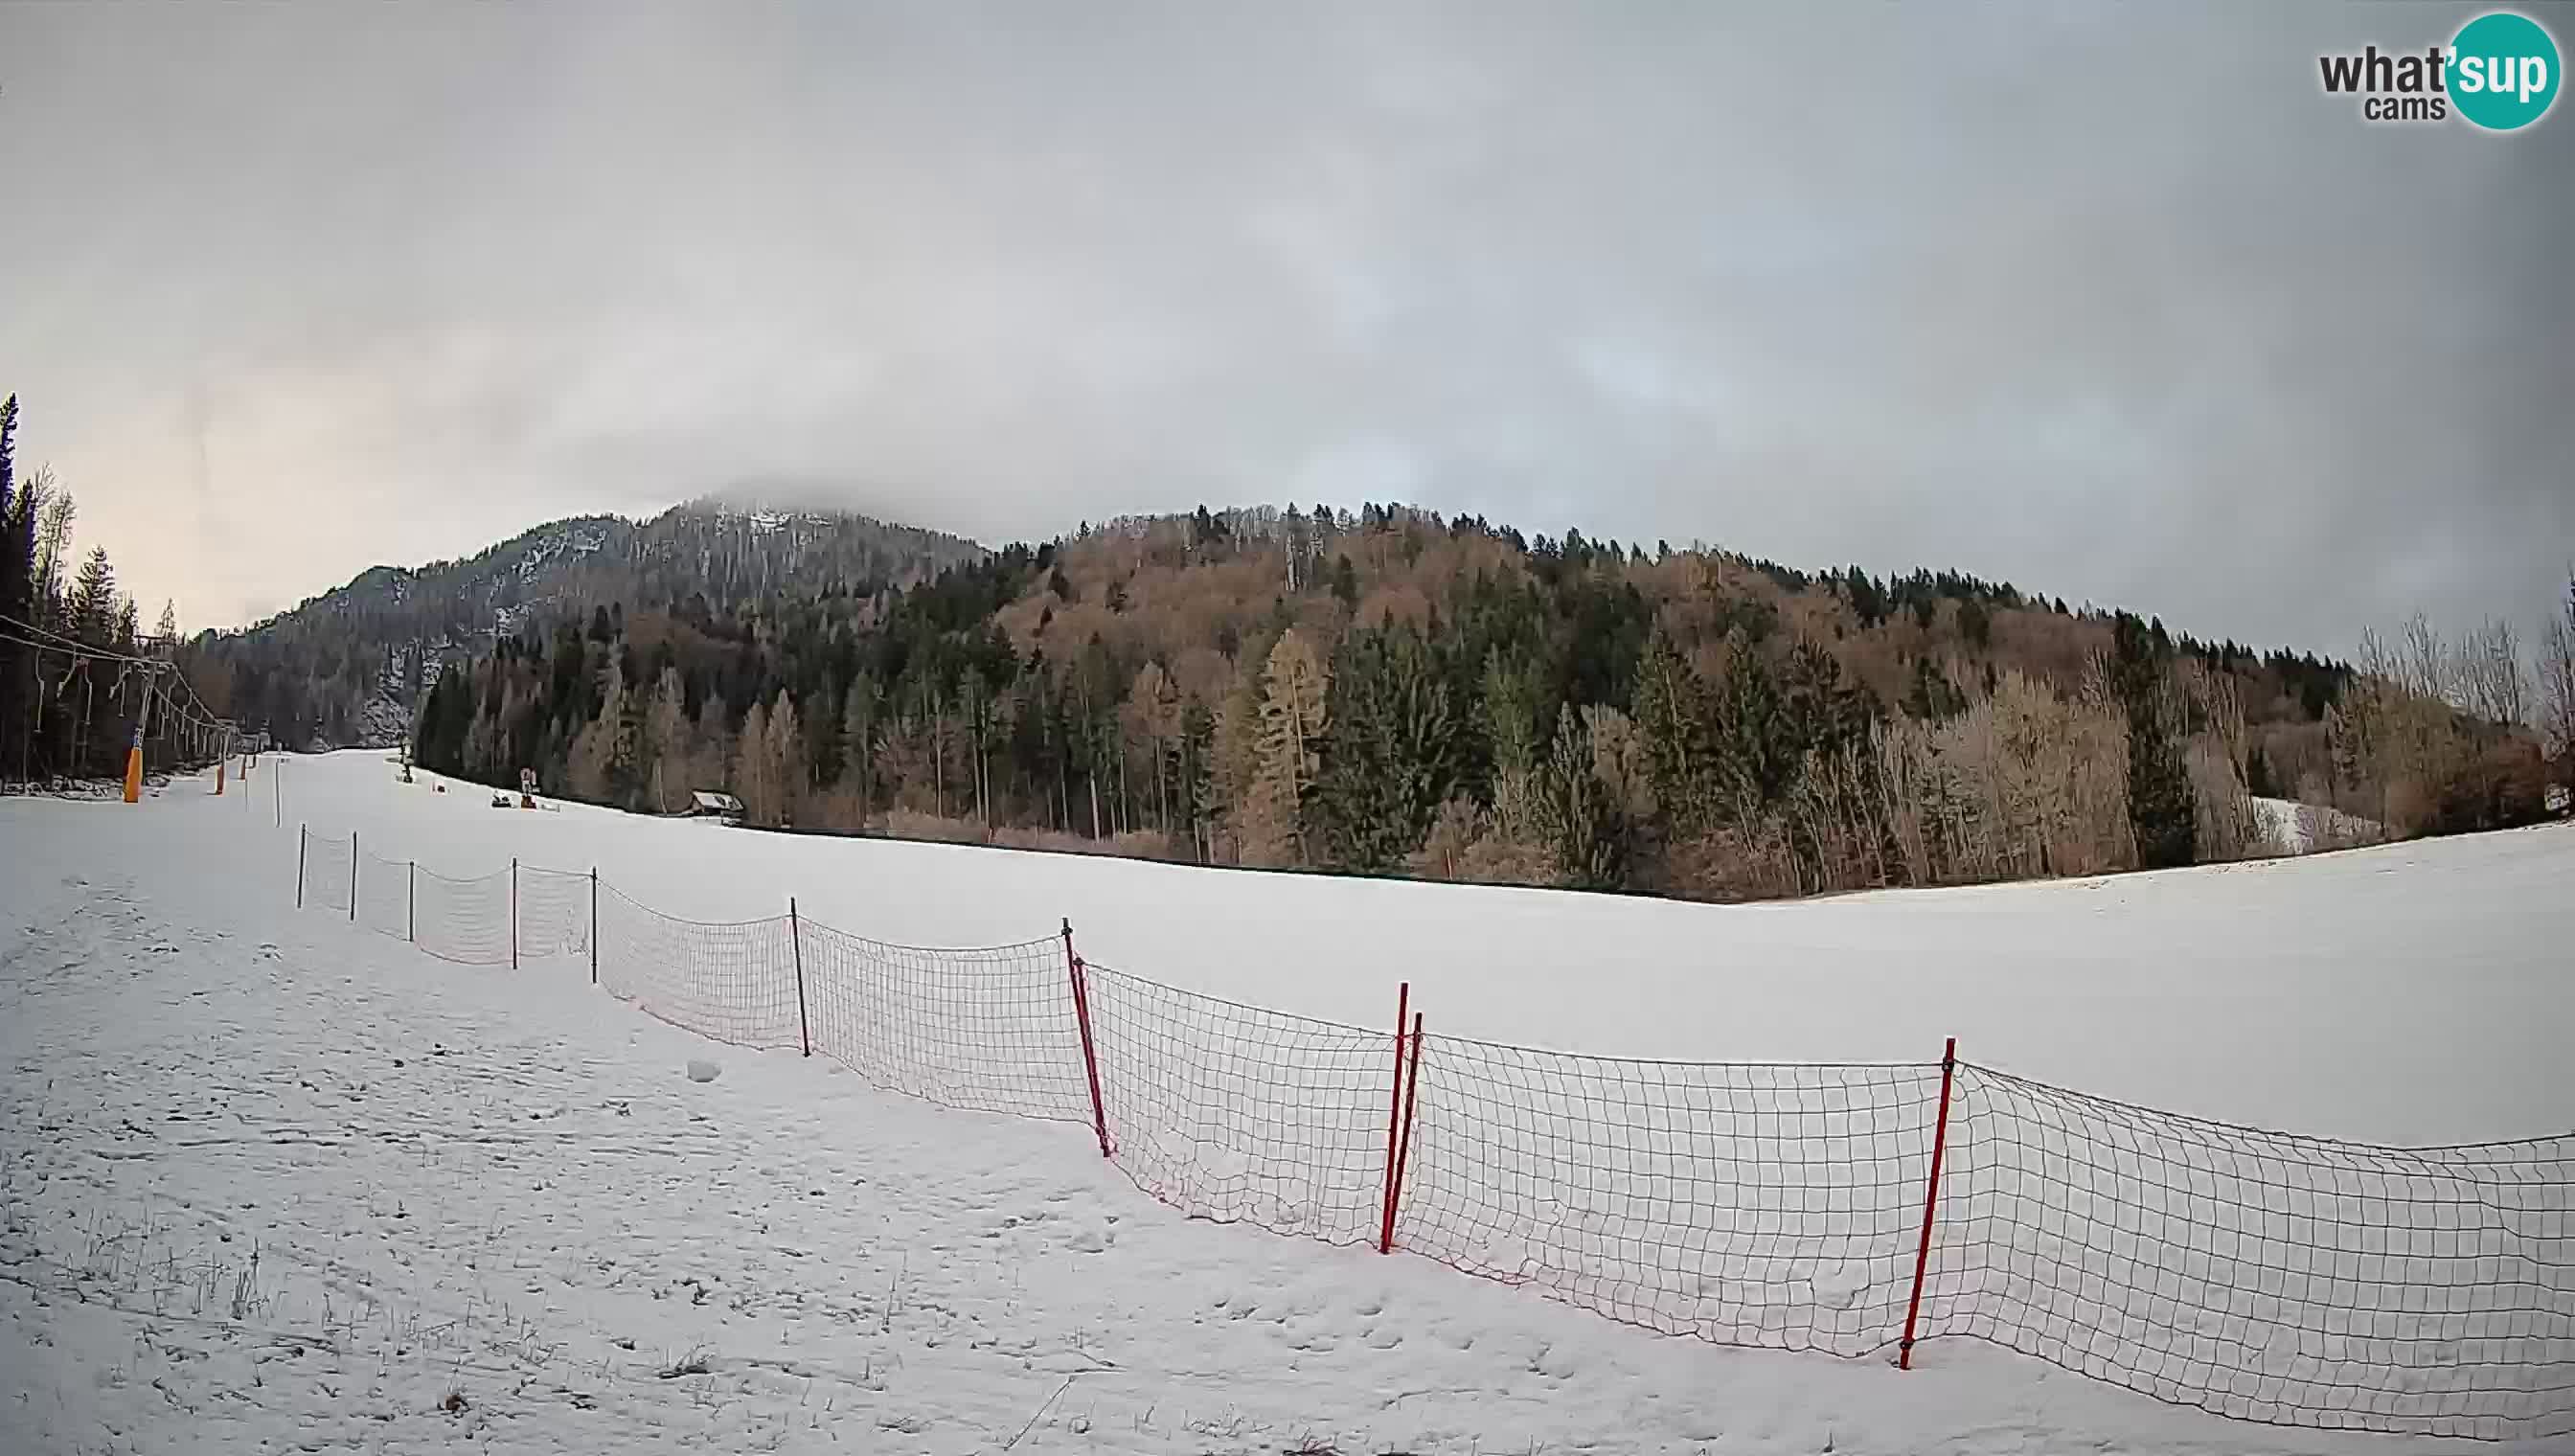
[1,2,2565,651]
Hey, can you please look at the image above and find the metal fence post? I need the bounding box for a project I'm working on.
[588,868,598,985]
[1062,920,1111,1158]
[1385,1010,1424,1255]
[294,825,306,908]
[510,857,519,970]
[349,831,358,921]
[1379,982,1411,1254]
[408,860,417,943]
[788,897,810,1057]
[1900,1036,1960,1371]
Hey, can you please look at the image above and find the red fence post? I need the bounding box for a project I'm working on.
[1900,1035,1959,1371]
[1062,920,1111,1158]
[1382,1010,1424,1255]
[1378,982,1410,1253]
[788,896,811,1057]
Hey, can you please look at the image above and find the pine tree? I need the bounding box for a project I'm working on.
[1631,630,1714,831]
[565,654,627,803]
[958,668,993,830]
[1710,633,1792,817]
[1534,712,1624,889]
[1178,696,1215,859]
[419,662,476,775]
[2110,612,2196,869]
[71,547,117,647]
[1905,655,1966,722]
[607,656,647,806]
[1957,597,1992,649]
[1314,628,1456,872]
[850,674,891,824]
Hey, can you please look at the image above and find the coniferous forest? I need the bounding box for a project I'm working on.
[396,503,2569,902]
[0,396,193,786]
[11,363,2570,897]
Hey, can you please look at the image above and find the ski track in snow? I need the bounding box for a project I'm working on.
[0,771,2550,1453]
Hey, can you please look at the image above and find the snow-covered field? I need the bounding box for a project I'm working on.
[3,751,2568,1453]
[251,752,2569,1144]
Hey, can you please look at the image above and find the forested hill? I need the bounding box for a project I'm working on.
[181,498,985,749]
[402,502,2553,904]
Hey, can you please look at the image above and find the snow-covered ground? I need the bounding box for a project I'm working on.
[248,752,2570,1145]
[3,752,2567,1453]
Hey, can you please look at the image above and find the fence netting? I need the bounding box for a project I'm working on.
[798,921,1093,1125]
[1401,1036,1941,1356]
[1081,965,1393,1247]
[296,828,353,917]
[1919,1066,2573,1442]
[286,826,2572,1443]
[593,884,804,1052]
[354,852,408,941]
[414,867,512,966]
[516,866,592,964]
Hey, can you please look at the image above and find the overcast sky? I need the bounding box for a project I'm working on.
[3,3,2566,651]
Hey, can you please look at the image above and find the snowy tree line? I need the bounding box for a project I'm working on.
[187,500,983,753]
[0,396,189,786]
[400,501,2573,902]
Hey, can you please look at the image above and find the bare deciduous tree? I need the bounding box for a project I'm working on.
[1246,629,1328,866]
[2540,569,2575,799]
[2457,618,2527,727]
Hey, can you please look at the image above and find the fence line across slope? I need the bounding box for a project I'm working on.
[279,822,2575,1443]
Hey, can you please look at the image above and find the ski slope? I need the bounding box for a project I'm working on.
[2,752,2568,1453]
[265,751,2568,1143]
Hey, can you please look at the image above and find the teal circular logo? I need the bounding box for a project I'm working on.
[2450,11,2560,130]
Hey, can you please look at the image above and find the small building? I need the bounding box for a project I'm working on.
[688,790,742,818]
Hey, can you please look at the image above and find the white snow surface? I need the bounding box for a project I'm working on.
[253,751,2567,1144]
[2,752,2567,1454]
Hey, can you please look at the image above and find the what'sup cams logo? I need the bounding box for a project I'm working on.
[2318,10,2560,129]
